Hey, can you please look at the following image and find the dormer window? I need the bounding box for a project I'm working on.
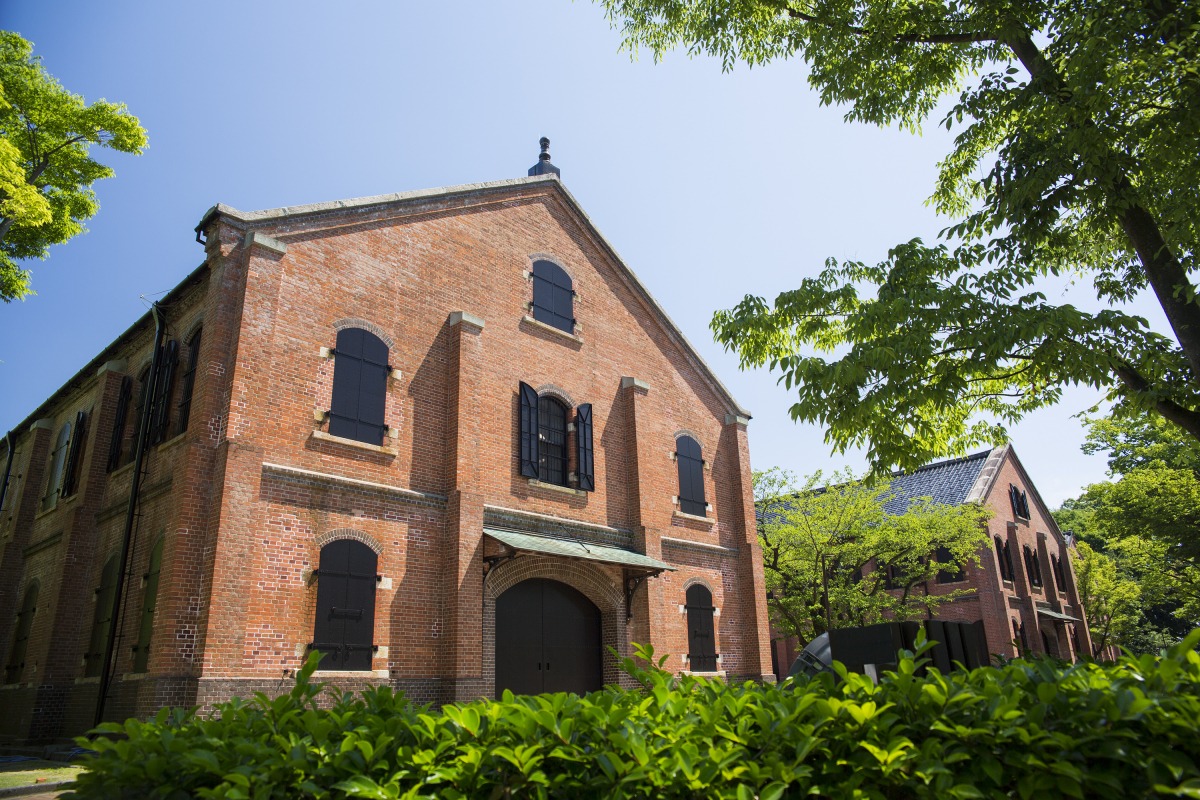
[530,260,574,334]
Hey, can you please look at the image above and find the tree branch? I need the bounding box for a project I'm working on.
[1112,363,1200,441]
[784,6,994,44]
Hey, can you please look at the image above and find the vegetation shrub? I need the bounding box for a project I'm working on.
[70,635,1200,799]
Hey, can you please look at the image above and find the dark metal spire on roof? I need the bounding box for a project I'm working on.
[528,136,560,177]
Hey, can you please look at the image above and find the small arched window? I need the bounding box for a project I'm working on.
[176,327,203,435]
[685,585,717,672]
[124,365,153,467]
[311,539,378,671]
[995,536,1014,581]
[133,538,164,673]
[537,396,568,486]
[107,376,134,472]
[530,260,574,334]
[4,584,38,684]
[41,422,71,511]
[85,556,120,677]
[1023,546,1043,587]
[150,340,180,443]
[329,328,390,445]
[675,436,706,516]
[934,545,959,584]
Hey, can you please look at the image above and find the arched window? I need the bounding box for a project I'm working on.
[329,328,390,445]
[995,536,1014,581]
[107,376,134,472]
[675,436,706,516]
[1050,554,1067,593]
[685,584,717,672]
[530,260,574,334]
[124,365,153,467]
[85,556,120,677]
[934,545,959,584]
[150,340,180,443]
[1023,546,1043,587]
[176,327,203,435]
[41,422,71,511]
[4,584,38,684]
[537,396,568,486]
[133,538,164,673]
[311,539,378,671]
[516,383,594,491]
[60,411,88,499]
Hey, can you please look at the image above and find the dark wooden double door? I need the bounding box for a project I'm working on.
[495,578,602,696]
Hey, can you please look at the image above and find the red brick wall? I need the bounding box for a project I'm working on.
[0,178,772,741]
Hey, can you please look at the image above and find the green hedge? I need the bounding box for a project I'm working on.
[70,635,1200,799]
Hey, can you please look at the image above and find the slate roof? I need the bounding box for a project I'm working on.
[882,450,994,515]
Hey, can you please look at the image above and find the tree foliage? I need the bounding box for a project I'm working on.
[599,0,1200,471]
[0,31,147,301]
[1055,414,1200,652]
[71,639,1200,799]
[756,467,990,647]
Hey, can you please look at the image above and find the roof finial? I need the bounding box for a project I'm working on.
[528,136,561,177]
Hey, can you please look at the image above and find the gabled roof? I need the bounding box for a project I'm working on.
[882,449,995,515]
[197,174,750,419]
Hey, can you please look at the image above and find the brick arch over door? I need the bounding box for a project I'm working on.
[332,318,395,349]
[315,529,383,554]
[483,555,625,696]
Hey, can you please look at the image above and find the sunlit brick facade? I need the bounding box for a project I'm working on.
[0,171,773,743]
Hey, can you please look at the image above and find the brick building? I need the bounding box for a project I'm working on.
[769,445,1093,680]
[0,150,773,742]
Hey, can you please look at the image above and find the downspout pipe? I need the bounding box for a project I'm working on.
[95,302,166,729]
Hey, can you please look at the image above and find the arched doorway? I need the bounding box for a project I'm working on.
[495,578,602,696]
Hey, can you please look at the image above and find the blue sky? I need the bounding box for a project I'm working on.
[1,0,1164,505]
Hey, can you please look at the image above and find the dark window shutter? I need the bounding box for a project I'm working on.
[994,537,1009,580]
[676,436,706,516]
[685,585,717,672]
[107,376,133,472]
[575,403,594,491]
[518,382,539,478]
[133,539,164,673]
[312,540,378,671]
[329,328,389,445]
[128,367,152,466]
[530,260,575,334]
[150,340,179,443]
[61,411,88,498]
[537,396,568,486]
[85,557,120,677]
[176,328,202,435]
[4,584,38,683]
[42,423,72,511]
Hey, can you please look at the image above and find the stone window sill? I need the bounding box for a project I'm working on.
[521,315,583,345]
[313,669,389,679]
[681,670,725,678]
[157,430,189,452]
[109,459,136,478]
[672,510,713,527]
[74,676,100,685]
[526,478,586,498]
[34,492,76,520]
[310,430,398,456]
